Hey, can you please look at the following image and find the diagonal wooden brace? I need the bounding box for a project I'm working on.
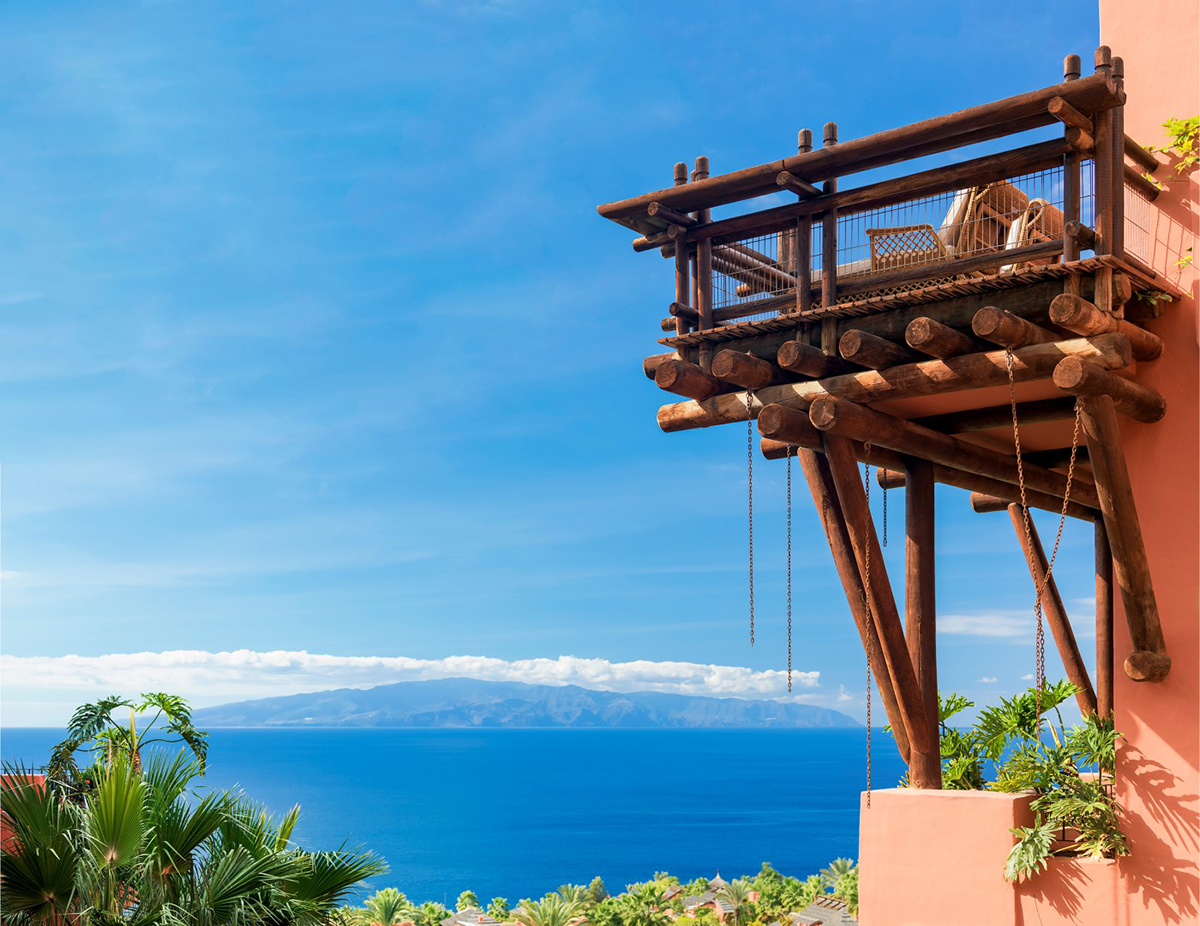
[821,434,937,756]
[1077,395,1170,681]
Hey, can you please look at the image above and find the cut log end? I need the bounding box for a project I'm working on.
[1124,650,1171,682]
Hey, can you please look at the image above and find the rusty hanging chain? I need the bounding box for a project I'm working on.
[882,481,888,547]
[746,391,755,647]
[863,454,873,809]
[786,445,793,692]
[1005,349,1083,722]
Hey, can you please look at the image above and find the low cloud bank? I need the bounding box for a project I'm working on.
[1,650,821,725]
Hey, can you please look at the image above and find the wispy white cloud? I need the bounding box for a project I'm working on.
[979,676,998,684]
[1,650,822,725]
[939,611,1032,639]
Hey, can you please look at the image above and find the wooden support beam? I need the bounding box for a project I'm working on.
[1078,395,1170,681]
[669,301,699,323]
[1066,221,1096,251]
[633,231,671,252]
[1007,503,1099,717]
[839,329,921,370]
[969,492,1093,521]
[822,434,936,757]
[647,201,697,227]
[1124,164,1161,201]
[1025,446,1090,471]
[905,316,978,359]
[1049,293,1163,361]
[821,123,838,308]
[655,359,730,401]
[693,157,714,371]
[777,339,857,378]
[1096,520,1114,718]
[797,448,912,764]
[760,426,1095,521]
[656,333,1133,433]
[905,458,941,789]
[972,306,1060,348]
[1048,96,1093,130]
[1065,125,1095,152]
[643,352,680,380]
[915,397,1077,434]
[711,350,786,390]
[1053,357,1166,422]
[808,395,1102,510]
[1125,134,1159,175]
[777,171,822,198]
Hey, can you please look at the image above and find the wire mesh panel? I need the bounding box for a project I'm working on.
[709,164,1083,323]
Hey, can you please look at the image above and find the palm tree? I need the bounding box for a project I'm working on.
[366,887,411,925]
[48,692,210,785]
[515,893,584,926]
[716,879,753,926]
[558,884,589,908]
[819,858,856,888]
[616,884,669,926]
[1,752,385,924]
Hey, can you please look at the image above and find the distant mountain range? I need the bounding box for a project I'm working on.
[194,678,858,729]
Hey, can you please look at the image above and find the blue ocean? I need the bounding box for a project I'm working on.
[1,727,903,904]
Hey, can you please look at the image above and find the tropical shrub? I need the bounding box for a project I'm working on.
[1,751,385,924]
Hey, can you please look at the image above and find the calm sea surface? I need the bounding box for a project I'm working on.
[1,727,903,904]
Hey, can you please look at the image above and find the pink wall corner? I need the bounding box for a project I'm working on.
[857,788,1033,926]
[1099,0,1200,922]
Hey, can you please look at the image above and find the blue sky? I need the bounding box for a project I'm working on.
[0,0,1104,725]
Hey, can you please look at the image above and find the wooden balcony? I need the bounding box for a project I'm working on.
[598,47,1183,789]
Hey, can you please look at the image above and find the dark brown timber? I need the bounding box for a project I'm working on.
[657,333,1132,433]
[1125,134,1159,174]
[797,448,912,764]
[972,306,1060,348]
[1049,293,1163,361]
[598,73,1120,225]
[1048,96,1093,132]
[777,339,857,378]
[1007,503,1099,716]
[840,329,921,369]
[808,395,1102,510]
[905,458,941,789]
[1096,521,1115,718]
[1077,394,1170,681]
[1124,164,1161,201]
[777,171,821,198]
[822,434,936,756]
[1053,357,1166,422]
[905,317,979,359]
[915,398,1077,434]
[759,410,1095,521]
[654,359,729,401]
[821,123,838,308]
[647,201,697,227]
[711,350,785,390]
[643,352,680,379]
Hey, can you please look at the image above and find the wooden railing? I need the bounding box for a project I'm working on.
[599,48,1163,358]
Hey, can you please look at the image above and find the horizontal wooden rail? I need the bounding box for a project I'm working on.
[691,140,1070,246]
[599,72,1120,228]
[1124,134,1158,174]
[1124,164,1161,201]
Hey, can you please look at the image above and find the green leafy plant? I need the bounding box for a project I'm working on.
[1146,115,1199,178]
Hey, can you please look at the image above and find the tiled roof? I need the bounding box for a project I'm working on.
[793,896,857,926]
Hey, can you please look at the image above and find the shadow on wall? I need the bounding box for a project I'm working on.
[1121,745,1200,923]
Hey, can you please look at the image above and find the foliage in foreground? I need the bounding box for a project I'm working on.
[2,752,386,925]
[887,681,1128,883]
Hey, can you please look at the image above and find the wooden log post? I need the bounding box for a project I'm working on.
[795,130,814,315]
[657,333,1134,433]
[822,434,937,759]
[807,395,1102,511]
[655,359,730,401]
[1062,55,1083,262]
[821,123,838,310]
[1006,503,1099,716]
[1078,394,1170,681]
[1049,293,1163,361]
[905,317,978,359]
[839,330,921,369]
[777,339,856,378]
[693,156,714,370]
[1092,48,1115,312]
[673,162,691,335]
[915,397,1077,434]
[797,447,912,764]
[711,350,785,390]
[1053,357,1166,423]
[905,458,941,789]
[1111,57,1126,259]
[1096,520,1115,718]
[972,306,1060,348]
